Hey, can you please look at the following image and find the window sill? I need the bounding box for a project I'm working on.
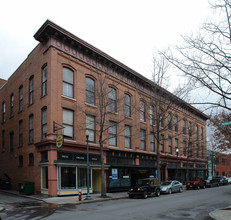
[61,95,77,102]
[85,103,97,108]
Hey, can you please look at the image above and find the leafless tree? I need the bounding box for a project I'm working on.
[161,0,231,112]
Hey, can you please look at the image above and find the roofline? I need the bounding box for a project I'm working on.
[34,20,209,120]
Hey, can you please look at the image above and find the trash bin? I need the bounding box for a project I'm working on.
[18,182,34,195]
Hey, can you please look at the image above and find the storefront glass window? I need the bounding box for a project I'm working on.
[61,167,76,189]
[42,167,48,189]
[78,168,91,188]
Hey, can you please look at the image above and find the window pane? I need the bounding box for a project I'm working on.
[63,82,73,97]
[63,68,73,84]
[63,109,73,124]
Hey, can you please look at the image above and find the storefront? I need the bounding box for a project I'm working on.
[40,149,103,196]
[106,150,157,192]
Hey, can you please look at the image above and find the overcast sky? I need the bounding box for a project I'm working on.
[0,0,213,82]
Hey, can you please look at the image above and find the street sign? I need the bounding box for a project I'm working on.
[220,121,231,127]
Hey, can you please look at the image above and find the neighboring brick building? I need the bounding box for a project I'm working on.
[0,20,208,196]
[216,152,231,177]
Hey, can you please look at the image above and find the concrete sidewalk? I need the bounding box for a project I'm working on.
[0,189,230,220]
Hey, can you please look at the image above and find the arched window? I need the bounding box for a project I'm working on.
[63,67,74,98]
[41,64,47,97]
[86,77,95,105]
[29,75,34,105]
[140,100,145,122]
[124,94,131,117]
[109,87,117,113]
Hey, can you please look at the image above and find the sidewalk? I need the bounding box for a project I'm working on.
[1,189,230,220]
[0,189,128,206]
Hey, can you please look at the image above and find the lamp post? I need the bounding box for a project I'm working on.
[85,130,92,200]
[176,148,179,180]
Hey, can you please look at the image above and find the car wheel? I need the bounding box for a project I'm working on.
[168,188,172,194]
[143,191,148,199]
[179,187,183,193]
[156,189,160,197]
[202,185,205,189]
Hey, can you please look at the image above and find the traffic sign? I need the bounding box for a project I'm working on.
[220,121,231,127]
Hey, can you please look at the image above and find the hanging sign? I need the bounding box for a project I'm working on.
[56,134,64,148]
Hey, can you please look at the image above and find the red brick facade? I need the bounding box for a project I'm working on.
[0,20,208,195]
[216,153,231,177]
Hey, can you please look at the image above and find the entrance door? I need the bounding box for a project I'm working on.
[92,169,101,193]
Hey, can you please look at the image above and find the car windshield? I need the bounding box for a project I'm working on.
[137,179,149,185]
[161,181,171,186]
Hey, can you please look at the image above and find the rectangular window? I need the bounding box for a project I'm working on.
[197,144,199,158]
[201,127,204,140]
[86,77,95,105]
[78,167,91,188]
[196,125,199,140]
[182,119,186,135]
[174,116,178,132]
[29,153,34,166]
[2,102,5,123]
[29,76,34,105]
[150,105,155,125]
[188,122,192,137]
[1,130,5,152]
[140,101,146,122]
[41,107,47,139]
[63,109,74,139]
[19,120,23,147]
[189,142,192,157]
[168,136,172,154]
[160,109,164,128]
[10,94,14,117]
[109,121,117,146]
[125,125,131,148]
[42,167,48,189]
[61,167,76,189]
[41,65,47,97]
[109,87,117,113]
[140,129,146,150]
[160,134,164,153]
[183,141,186,156]
[10,132,14,153]
[63,67,74,98]
[86,115,95,142]
[175,138,178,154]
[19,86,23,112]
[19,155,23,167]
[124,94,131,117]
[201,145,204,158]
[168,113,172,130]
[29,115,34,144]
[150,132,155,152]
[222,158,225,165]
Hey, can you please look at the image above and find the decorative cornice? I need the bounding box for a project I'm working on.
[34,20,209,121]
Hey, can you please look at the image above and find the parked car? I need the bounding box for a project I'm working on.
[205,177,220,187]
[186,177,205,190]
[0,173,11,189]
[227,177,231,184]
[160,180,183,194]
[128,177,161,199]
[214,176,228,185]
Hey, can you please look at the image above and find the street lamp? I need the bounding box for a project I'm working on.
[176,148,179,180]
[85,130,92,200]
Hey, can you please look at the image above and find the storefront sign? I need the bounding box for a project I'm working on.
[56,134,64,148]
[112,168,118,179]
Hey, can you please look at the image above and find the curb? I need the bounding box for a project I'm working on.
[0,207,4,212]
[209,209,223,220]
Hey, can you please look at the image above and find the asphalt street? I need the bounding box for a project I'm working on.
[1,185,231,220]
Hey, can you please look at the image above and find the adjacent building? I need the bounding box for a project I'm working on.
[0,20,208,196]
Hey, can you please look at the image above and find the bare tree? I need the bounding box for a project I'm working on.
[161,0,231,111]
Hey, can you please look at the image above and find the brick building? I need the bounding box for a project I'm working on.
[0,20,208,196]
[216,152,231,177]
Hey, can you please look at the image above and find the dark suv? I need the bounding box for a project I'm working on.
[128,178,161,198]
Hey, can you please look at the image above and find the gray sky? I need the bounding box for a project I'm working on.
[0,0,213,81]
